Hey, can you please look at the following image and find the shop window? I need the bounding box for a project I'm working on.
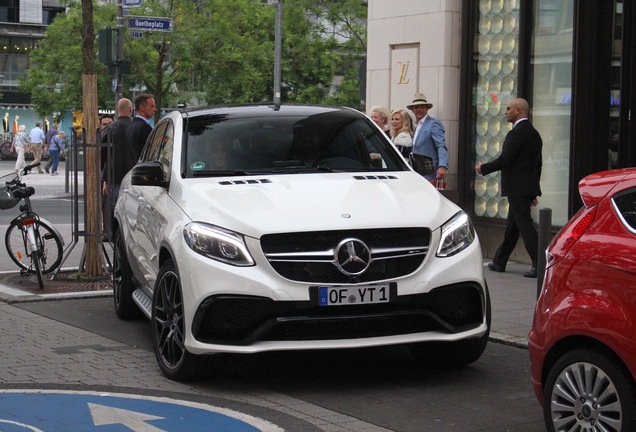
[472,0,520,220]
[530,0,574,226]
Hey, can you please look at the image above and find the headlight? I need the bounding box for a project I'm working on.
[183,222,255,266]
[436,211,476,257]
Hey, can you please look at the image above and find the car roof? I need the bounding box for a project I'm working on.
[579,168,636,207]
[180,104,360,119]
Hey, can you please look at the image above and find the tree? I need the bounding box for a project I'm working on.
[20,1,117,118]
[22,0,367,114]
[80,0,103,276]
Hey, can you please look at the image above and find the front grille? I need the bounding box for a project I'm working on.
[261,228,430,283]
[191,283,485,345]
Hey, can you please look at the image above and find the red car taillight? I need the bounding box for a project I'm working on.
[546,206,598,266]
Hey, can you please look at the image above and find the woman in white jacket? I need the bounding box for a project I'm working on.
[11,125,29,174]
[390,109,413,157]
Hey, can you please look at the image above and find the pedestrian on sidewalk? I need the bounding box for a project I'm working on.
[10,125,29,174]
[475,97,543,278]
[128,93,156,157]
[408,93,449,182]
[43,122,59,173]
[102,98,134,227]
[29,122,46,173]
[48,131,65,176]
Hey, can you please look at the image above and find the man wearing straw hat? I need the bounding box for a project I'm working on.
[408,93,448,181]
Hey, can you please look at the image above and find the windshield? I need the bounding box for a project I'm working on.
[183,110,409,177]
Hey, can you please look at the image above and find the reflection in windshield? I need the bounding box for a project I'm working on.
[185,111,409,177]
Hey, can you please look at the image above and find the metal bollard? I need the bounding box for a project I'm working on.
[537,208,552,299]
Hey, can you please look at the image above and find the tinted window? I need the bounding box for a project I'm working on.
[142,120,173,181]
[184,111,408,177]
[613,190,636,232]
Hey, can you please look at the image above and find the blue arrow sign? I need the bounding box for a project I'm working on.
[128,16,172,32]
[123,0,142,7]
[0,390,283,431]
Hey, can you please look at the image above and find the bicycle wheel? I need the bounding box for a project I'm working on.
[5,219,64,273]
[32,248,44,289]
[0,141,14,159]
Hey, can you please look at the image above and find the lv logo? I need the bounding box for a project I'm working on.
[398,62,410,85]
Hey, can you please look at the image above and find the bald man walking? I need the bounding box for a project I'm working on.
[475,98,543,278]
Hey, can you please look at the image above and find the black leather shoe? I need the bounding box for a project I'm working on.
[487,262,505,273]
[523,267,537,278]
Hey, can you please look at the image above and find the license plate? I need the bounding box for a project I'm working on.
[318,285,390,306]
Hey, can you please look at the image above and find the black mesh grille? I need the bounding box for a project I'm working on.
[261,228,430,283]
[192,283,484,345]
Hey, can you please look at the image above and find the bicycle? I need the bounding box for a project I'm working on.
[0,133,15,159]
[0,162,64,289]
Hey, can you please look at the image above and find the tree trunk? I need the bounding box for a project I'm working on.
[81,73,103,276]
[80,0,103,276]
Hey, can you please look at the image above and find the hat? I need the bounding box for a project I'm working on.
[407,93,433,110]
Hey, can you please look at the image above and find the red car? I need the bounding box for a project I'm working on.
[529,168,636,432]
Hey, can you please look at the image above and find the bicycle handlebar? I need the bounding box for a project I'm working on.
[5,162,40,191]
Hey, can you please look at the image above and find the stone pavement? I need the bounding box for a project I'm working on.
[0,158,540,347]
[0,158,540,430]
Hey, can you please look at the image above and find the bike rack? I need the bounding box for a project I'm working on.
[52,128,112,278]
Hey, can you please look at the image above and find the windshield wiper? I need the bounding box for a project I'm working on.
[268,165,339,173]
[191,170,253,177]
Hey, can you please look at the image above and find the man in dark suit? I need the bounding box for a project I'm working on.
[128,93,156,157]
[102,98,135,229]
[475,98,543,278]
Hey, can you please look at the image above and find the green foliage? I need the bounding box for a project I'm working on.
[20,0,367,116]
[20,3,118,118]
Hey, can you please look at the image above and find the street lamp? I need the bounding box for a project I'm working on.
[263,0,282,109]
[273,0,282,109]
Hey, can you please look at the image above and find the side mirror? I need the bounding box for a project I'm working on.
[131,161,169,188]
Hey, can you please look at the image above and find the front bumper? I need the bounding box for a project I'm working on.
[188,282,488,354]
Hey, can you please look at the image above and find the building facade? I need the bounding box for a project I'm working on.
[367,0,635,262]
[0,0,64,134]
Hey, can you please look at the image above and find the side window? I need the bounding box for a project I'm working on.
[613,190,636,233]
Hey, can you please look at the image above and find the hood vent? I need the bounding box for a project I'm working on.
[219,179,272,185]
[353,175,398,180]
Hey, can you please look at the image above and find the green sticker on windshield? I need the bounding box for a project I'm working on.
[191,161,206,171]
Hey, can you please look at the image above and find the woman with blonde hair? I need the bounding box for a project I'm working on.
[390,108,413,157]
[10,125,29,174]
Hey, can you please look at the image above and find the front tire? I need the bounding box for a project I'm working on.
[152,259,204,381]
[544,348,636,432]
[113,229,140,319]
[32,249,44,289]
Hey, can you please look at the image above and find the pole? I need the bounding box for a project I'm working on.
[537,207,552,299]
[115,0,125,105]
[273,0,282,109]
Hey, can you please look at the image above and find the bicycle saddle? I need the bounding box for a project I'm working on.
[13,186,35,198]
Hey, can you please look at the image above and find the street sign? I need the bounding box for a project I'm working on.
[127,16,172,32]
[130,31,143,39]
[123,0,142,7]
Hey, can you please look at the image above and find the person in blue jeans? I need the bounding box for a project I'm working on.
[49,131,66,176]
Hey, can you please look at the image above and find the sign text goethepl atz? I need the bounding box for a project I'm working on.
[127,16,172,32]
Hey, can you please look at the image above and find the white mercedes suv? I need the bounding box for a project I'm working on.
[113,104,490,380]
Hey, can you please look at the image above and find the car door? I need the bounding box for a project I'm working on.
[130,120,174,289]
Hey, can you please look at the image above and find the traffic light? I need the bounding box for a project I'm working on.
[97,27,116,65]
